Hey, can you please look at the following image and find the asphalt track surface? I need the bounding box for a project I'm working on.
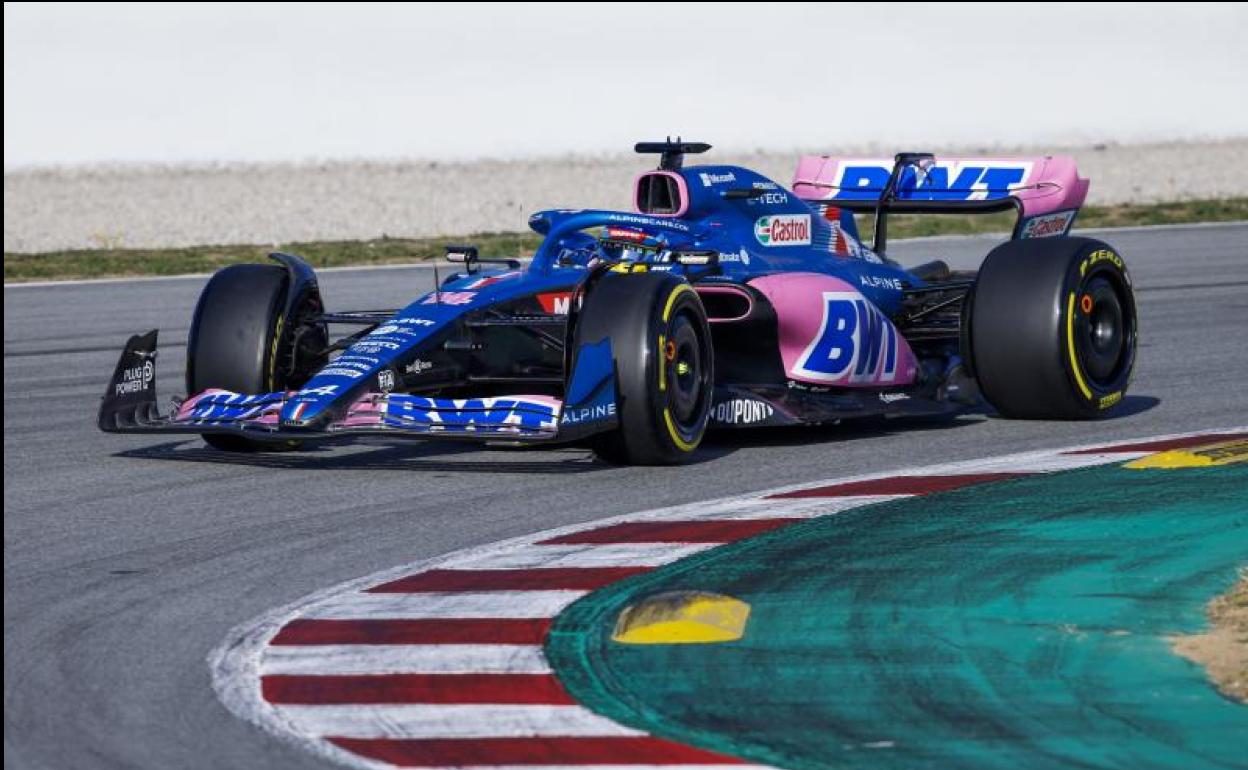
[4,223,1247,770]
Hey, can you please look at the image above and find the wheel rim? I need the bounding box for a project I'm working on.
[664,312,710,433]
[1075,275,1129,384]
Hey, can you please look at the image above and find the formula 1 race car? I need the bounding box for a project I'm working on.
[99,140,1137,465]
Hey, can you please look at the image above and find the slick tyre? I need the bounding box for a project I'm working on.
[186,264,316,451]
[578,273,713,465]
[969,236,1136,419]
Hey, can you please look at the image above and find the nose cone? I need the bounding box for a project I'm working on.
[279,384,344,426]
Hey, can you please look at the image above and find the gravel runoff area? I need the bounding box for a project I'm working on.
[5,139,1248,253]
[1172,573,1248,703]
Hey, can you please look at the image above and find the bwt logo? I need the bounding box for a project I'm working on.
[391,397,558,430]
[795,292,901,383]
[832,161,1032,201]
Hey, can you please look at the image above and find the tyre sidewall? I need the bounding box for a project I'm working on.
[578,273,713,464]
[187,264,290,395]
[186,264,292,451]
[971,237,1136,419]
[1061,242,1136,413]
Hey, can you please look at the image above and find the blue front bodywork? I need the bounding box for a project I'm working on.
[272,161,924,432]
[104,156,943,445]
[279,270,580,427]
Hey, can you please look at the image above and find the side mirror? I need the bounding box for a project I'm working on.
[445,244,479,266]
[444,244,521,274]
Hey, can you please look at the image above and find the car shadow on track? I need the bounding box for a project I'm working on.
[970,394,1160,421]
[113,439,606,474]
[701,412,987,452]
[699,394,1161,452]
[111,397,1160,472]
[1099,394,1161,418]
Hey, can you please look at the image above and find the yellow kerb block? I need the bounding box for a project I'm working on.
[612,591,751,644]
[1125,439,1248,469]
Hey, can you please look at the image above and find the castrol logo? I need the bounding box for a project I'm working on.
[755,214,811,246]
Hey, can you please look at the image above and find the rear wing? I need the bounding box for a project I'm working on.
[792,153,1089,252]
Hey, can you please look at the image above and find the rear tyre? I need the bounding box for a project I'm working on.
[186,263,324,451]
[577,273,713,465]
[969,236,1136,419]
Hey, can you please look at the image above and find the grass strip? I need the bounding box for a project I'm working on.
[5,198,1245,283]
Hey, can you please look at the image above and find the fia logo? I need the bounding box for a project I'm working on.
[377,369,395,393]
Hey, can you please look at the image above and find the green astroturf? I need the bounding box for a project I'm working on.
[546,464,1248,770]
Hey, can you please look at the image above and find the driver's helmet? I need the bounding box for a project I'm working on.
[598,226,666,263]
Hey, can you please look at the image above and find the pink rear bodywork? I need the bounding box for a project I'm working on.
[749,273,918,388]
[791,155,1089,219]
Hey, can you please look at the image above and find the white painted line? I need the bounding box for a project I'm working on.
[302,590,587,620]
[445,766,772,770]
[889,219,1248,245]
[274,704,645,739]
[453,543,721,570]
[4,271,220,289]
[739,433,1229,501]
[4,255,525,290]
[1075,219,1248,236]
[261,645,550,676]
[648,495,911,520]
[974,451,1151,473]
[3,260,442,289]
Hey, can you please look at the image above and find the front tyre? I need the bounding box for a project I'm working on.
[186,263,325,451]
[969,236,1137,419]
[577,273,713,465]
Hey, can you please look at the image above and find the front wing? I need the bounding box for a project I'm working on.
[98,330,618,444]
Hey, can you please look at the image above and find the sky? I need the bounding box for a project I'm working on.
[4,2,1247,167]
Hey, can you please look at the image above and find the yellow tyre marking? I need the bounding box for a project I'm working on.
[612,591,750,644]
[662,283,695,322]
[663,408,698,453]
[1066,292,1093,401]
[1098,391,1123,410]
[657,334,666,392]
[1125,439,1248,469]
[1080,248,1125,277]
[659,283,700,451]
[268,315,285,391]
